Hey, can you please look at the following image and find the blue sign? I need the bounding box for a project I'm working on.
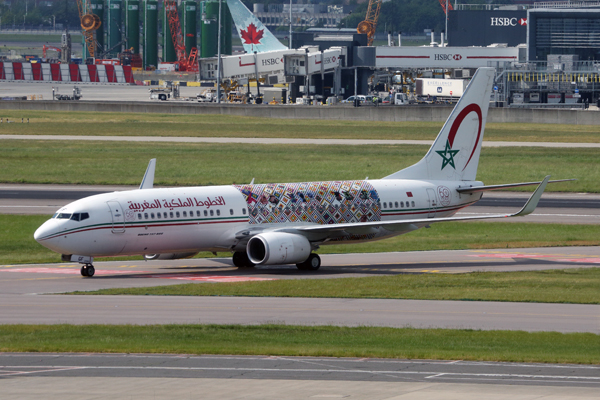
[494,86,498,91]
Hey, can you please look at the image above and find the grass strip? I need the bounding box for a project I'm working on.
[0,140,595,191]
[0,324,597,364]
[3,215,600,265]
[77,268,600,305]
[1,110,600,143]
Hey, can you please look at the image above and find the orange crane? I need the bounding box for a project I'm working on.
[357,0,382,46]
[76,0,101,58]
[164,0,198,72]
[439,0,453,15]
[43,45,62,59]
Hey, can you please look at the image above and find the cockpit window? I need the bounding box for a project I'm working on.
[69,212,89,222]
[52,213,58,218]
[57,213,72,219]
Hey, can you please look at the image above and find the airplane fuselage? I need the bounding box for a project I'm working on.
[34,179,482,259]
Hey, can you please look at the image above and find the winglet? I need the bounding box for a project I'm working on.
[512,175,550,217]
[139,159,156,190]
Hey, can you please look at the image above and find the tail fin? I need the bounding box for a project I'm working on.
[384,67,495,182]
[226,0,288,53]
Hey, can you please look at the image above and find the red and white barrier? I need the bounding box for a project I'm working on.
[0,62,134,84]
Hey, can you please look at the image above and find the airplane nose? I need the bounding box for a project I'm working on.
[34,220,55,243]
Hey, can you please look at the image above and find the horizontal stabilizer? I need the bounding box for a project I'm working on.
[457,178,574,194]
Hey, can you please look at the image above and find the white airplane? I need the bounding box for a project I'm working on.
[34,68,564,277]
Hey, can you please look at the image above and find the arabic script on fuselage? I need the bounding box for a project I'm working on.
[127,196,226,212]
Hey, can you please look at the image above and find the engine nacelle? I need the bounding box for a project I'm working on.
[144,252,199,260]
[247,232,311,265]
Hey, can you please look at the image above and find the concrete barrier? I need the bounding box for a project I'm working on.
[0,101,598,125]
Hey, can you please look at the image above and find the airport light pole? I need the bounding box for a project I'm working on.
[289,0,292,48]
[216,0,222,104]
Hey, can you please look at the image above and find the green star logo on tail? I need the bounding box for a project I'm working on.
[436,140,459,170]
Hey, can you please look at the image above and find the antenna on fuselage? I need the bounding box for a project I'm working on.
[250,178,255,185]
[140,158,156,190]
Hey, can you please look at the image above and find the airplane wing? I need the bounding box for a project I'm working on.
[277,176,550,240]
[457,178,573,194]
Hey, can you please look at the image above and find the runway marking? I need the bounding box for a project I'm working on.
[557,258,600,264]
[143,274,276,282]
[1,365,598,384]
[470,253,557,259]
[0,268,148,275]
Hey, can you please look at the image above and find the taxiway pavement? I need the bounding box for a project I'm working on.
[1,247,599,333]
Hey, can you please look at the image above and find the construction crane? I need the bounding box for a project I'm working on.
[357,0,382,46]
[439,0,453,15]
[76,0,101,58]
[42,45,62,59]
[164,0,198,72]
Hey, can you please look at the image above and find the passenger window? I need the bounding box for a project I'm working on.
[144,213,149,219]
[204,210,208,217]
[196,210,200,217]
[70,213,80,221]
[164,212,167,219]
[183,211,187,217]
[411,201,415,207]
[157,213,161,219]
[80,212,89,221]
[217,210,221,216]
[151,213,155,219]
[210,210,214,216]
[242,209,246,215]
[230,209,234,215]
[176,211,180,218]
[138,213,142,220]
[401,202,404,208]
[395,202,398,208]
[170,212,174,218]
[383,202,387,209]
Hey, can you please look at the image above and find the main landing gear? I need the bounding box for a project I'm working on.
[296,253,321,271]
[80,264,95,277]
[232,252,255,268]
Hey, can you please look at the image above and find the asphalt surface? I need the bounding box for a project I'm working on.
[1,247,599,332]
[2,133,600,148]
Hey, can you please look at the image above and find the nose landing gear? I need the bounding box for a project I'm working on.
[80,264,95,277]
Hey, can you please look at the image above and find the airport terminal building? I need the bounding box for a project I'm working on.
[449,2,600,105]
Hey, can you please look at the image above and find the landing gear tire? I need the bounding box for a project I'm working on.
[232,252,255,268]
[296,254,321,271]
[80,264,95,277]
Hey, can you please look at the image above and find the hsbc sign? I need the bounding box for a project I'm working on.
[434,54,463,61]
[491,17,527,26]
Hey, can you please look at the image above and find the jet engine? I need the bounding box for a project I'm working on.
[144,252,199,260]
[247,232,311,265]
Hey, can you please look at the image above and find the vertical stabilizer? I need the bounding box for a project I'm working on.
[226,0,288,53]
[384,67,495,182]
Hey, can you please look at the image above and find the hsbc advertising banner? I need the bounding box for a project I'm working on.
[221,50,296,78]
[448,10,527,47]
[307,49,342,75]
[375,47,518,69]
